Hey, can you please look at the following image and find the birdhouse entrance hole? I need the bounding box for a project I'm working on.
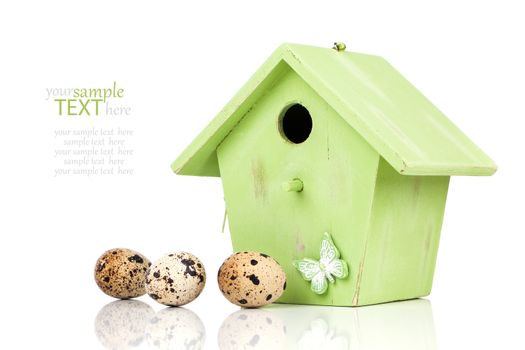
[279,103,312,144]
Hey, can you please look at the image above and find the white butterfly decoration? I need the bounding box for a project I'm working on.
[293,232,349,295]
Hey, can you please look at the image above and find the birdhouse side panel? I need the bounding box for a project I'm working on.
[216,68,380,306]
[354,158,450,306]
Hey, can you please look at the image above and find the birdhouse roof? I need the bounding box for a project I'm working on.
[172,43,496,177]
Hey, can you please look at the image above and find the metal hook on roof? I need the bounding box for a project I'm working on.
[332,42,346,51]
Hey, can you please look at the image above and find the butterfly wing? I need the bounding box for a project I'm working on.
[295,232,348,295]
[293,258,321,281]
[326,258,349,280]
[319,232,340,266]
[310,271,328,294]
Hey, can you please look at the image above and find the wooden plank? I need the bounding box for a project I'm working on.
[355,158,449,306]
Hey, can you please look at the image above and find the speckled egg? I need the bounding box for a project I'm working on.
[218,252,287,307]
[94,248,151,299]
[145,252,206,306]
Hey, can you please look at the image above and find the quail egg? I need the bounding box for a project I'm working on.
[95,248,151,299]
[146,252,206,306]
[218,252,286,307]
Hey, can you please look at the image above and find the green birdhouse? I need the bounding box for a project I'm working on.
[172,43,496,306]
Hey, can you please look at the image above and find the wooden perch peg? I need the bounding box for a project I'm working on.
[282,178,304,192]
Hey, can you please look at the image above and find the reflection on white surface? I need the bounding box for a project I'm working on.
[145,307,205,350]
[297,318,349,349]
[218,299,436,350]
[95,300,155,349]
[218,309,287,349]
[95,301,205,350]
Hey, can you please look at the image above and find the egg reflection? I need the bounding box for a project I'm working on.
[94,300,155,349]
[145,307,206,350]
[218,299,436,350]
[218,308,286,350]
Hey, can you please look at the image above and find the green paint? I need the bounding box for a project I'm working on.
[282,179,303,192]
[172,43,496,306]
[172,43,497,177]
[353,158,450,305]
[216,68,378,305]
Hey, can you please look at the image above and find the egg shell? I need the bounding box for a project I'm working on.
[94,248,151,299]
[218,252,287,307]
[146,252,206,306]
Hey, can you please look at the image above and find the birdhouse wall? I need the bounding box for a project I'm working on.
[354,158,450,306]
[216,67,381,306]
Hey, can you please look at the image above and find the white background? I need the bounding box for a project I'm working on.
[1,1,524,349]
